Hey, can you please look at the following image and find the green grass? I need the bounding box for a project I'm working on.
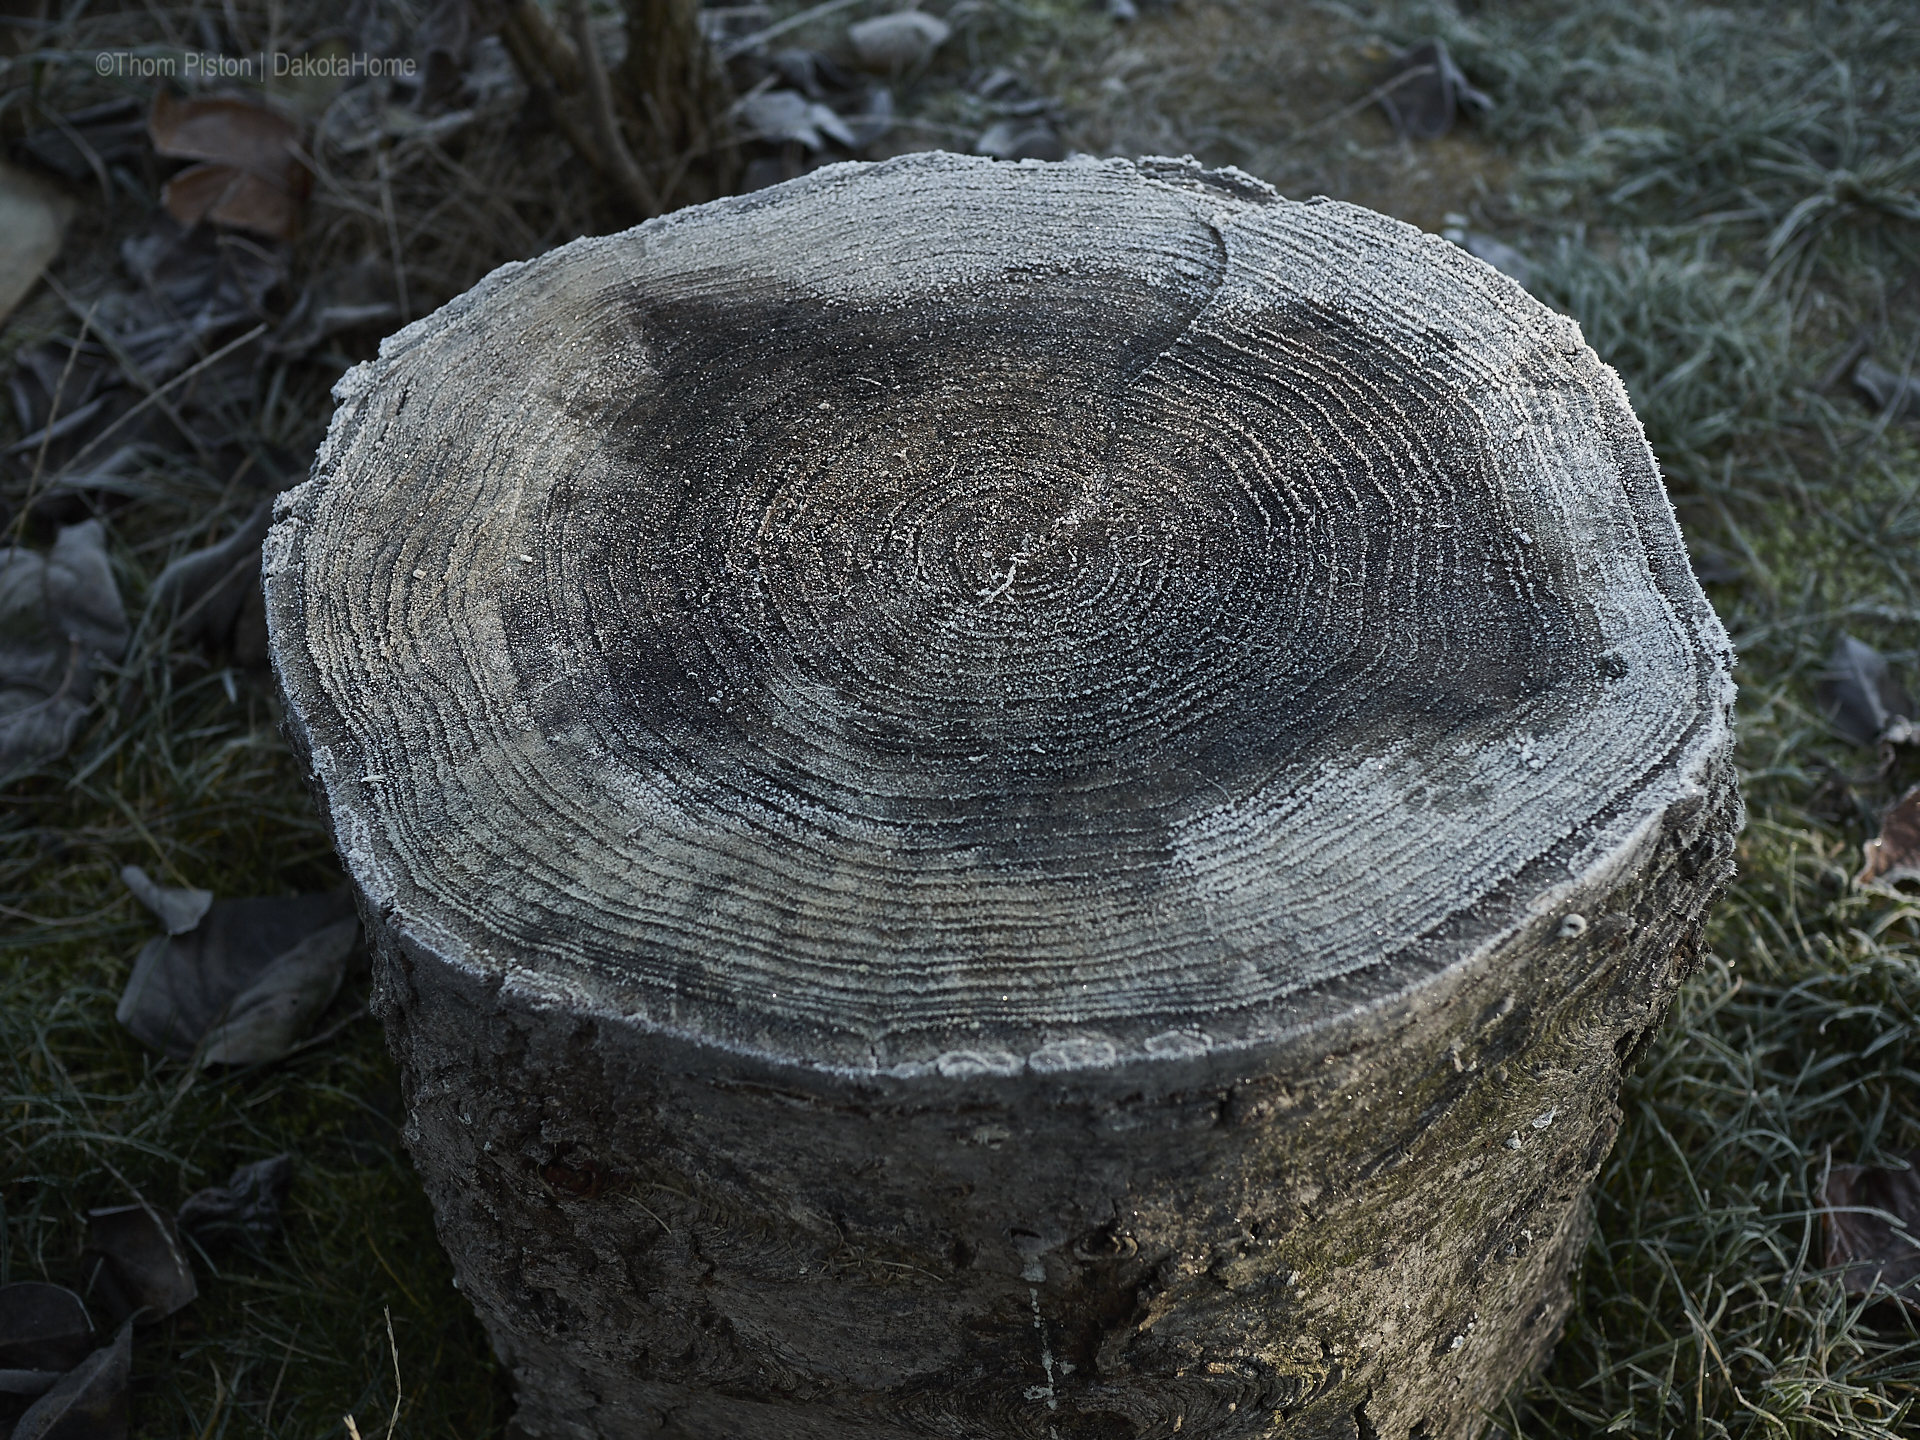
[0,605,506,1436]
[6,0,1920,1435]
[1399,0,1920,1433]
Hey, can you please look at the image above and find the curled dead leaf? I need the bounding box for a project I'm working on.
[149,91,311,241]
[0,1284,95,1373]
[145,497,276,663]
[1821,1153,1920,1309]
[198,916,359,1066]
[1818,633,1912,749]
[83,1205,196,1325]
[8,1322,130,1440]
[160,163,306,242]
[119,864,212,936]
[1857,784,1920,890]
[177,1154,293,1240]
[0,522,131,780]
[116,891,360,1062]
[149,91,299,173]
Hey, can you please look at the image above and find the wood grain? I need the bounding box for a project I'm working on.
[270,153,1729,1070]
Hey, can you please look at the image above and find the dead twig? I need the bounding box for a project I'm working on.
[497,14,610,176]
[1290,63,1437,142]
[717,0,867,63]
[376,147,412,324]
[52,322,269,482]
[10,300,99,556]
[504,0,583,92]
[341,1306,402,1440]
[564,0,662,217]
[43,273,222,471]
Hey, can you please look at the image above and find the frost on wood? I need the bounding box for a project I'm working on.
[267,153,1738,1439]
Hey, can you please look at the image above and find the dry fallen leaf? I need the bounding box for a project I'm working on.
[160,162,305,242]
[176,1155,293,1241]
[119,863,212,936]
[1818,633,1911,748]
[149,91,311,241]
[0,162,72,326]
[770,47,857,100]
[83,1206,197,1324]
[150,90,300,176]
[199,916,359,1066]
[145,497,276,664]
[0,522,131,781]
[0,1283,95,1375]
[1821,1153,1920,1309]
[116,891,360,1062]
[1857,784,1920,889]
[847,11,950,72]
[7,1322,130,1440]
[740,90,856,151]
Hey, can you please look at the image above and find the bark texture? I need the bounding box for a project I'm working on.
[265,154,1740,1439]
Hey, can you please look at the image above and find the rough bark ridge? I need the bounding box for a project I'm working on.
[266,154,1740,1439]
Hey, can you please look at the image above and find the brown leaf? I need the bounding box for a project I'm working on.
[158,161,240,225]
[1857,784,1920,889]
[149,90,297,171]
[149,92,310,239]
[161,163,304,241]
[1821,1154,1920,1308]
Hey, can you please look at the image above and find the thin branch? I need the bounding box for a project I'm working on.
[376,147,412,324]
[564,0,662,218]
[11,301,99,555]
[1289,64,1438,143]
[52,323,269,482]
[717,0,868,63]
[497,12,611,176]
[504,0,583,92]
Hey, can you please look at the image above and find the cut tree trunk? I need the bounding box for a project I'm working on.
[265,155,1739,1440]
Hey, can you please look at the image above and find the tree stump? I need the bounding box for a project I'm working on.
[266,154,1739,1440]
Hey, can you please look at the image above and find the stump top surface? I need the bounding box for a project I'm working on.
[267,153,1733,1079]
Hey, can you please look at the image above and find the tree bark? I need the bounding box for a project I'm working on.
[265,154,1739,1439]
